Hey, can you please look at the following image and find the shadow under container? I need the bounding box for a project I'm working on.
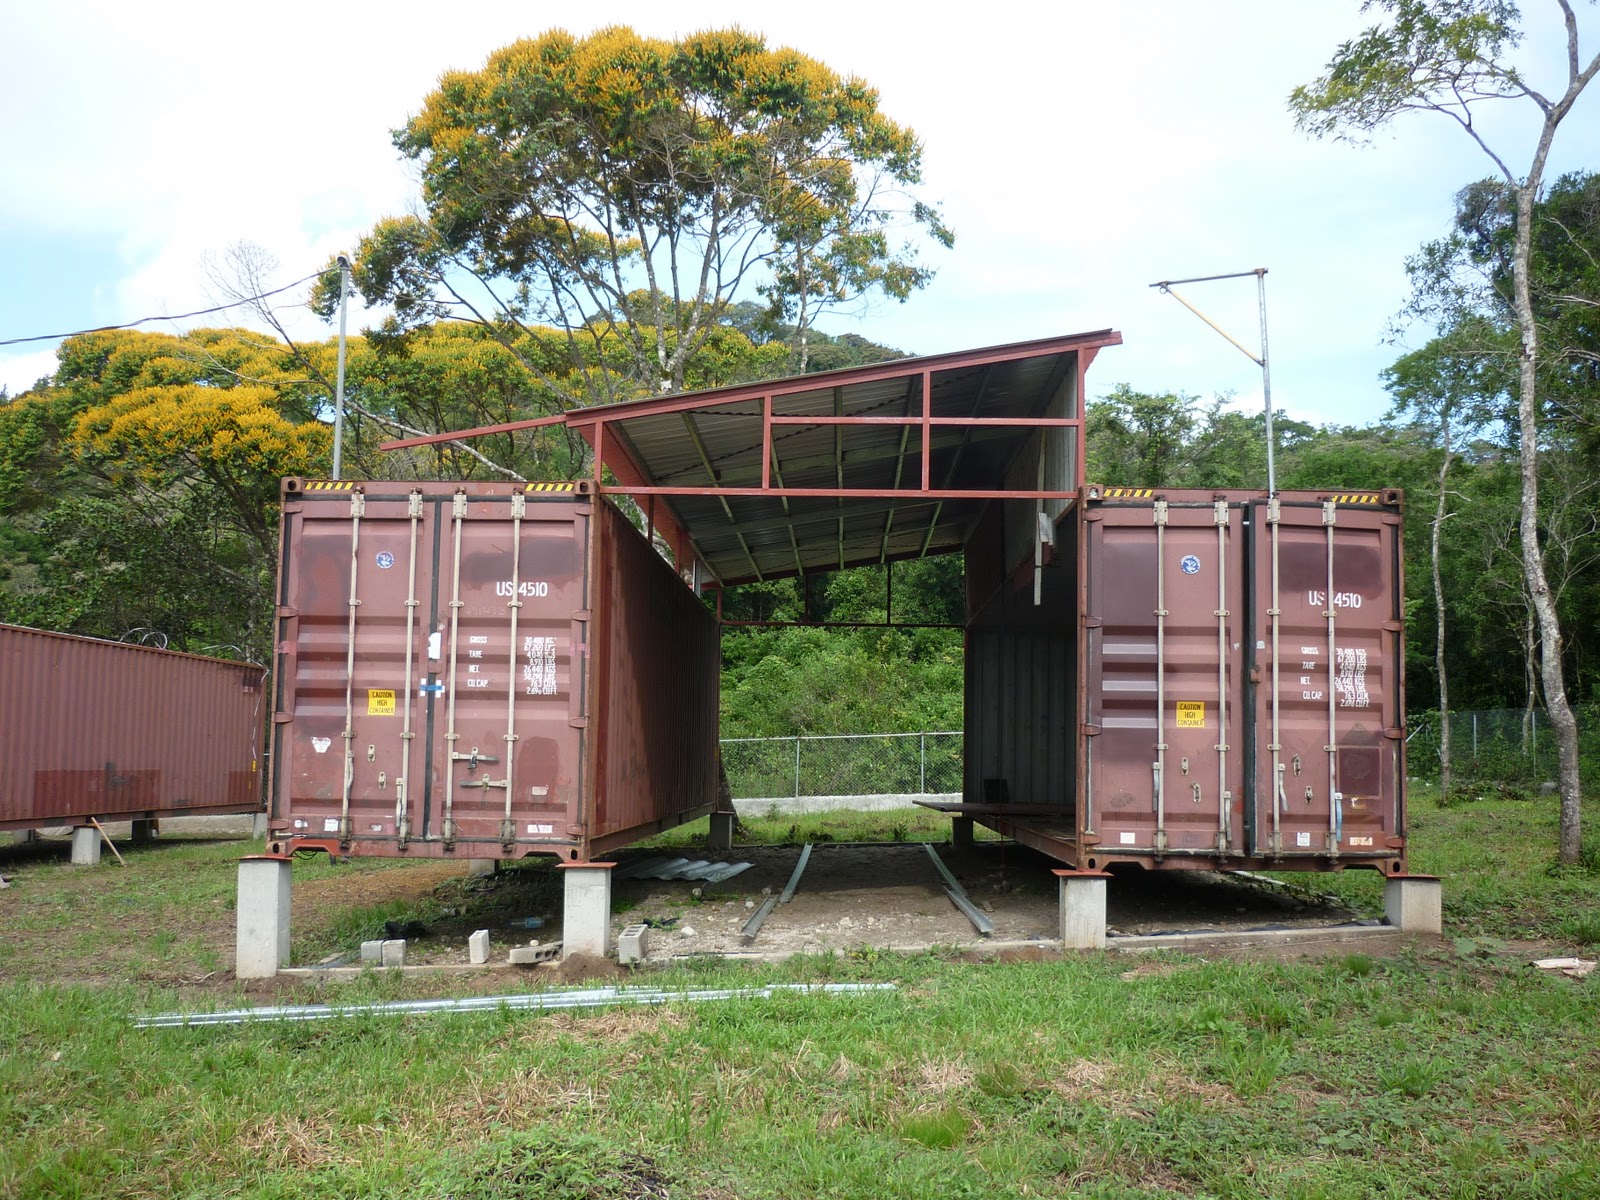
[267,479,720,864]
[956,487,1408,876]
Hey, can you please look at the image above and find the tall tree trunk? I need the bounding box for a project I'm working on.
[1511,181,1582,864]
[1432,434,1453,803]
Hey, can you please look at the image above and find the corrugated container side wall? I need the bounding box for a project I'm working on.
[591,500,721,849]
[0,624,265,830]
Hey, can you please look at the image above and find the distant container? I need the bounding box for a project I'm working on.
[0,624,266,832]
[267,479,720,862]
[962,488,1407,874]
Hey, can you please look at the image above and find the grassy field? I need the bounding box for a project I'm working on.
[2,789,1598,1199]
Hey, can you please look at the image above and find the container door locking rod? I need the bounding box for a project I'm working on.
[924,844,993,937]
[1214,499,1232,854]
[501,493,525,847]
[441,491,467,846]
[339,492,365,844]
[396,490,421,848]
[1152,501,1170,857]
[1323,500,1342,856]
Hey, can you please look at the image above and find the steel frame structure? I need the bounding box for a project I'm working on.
[381,331,1123,590]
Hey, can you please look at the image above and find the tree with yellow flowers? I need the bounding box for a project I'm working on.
[0,328,328,654]
[321,26,950,409]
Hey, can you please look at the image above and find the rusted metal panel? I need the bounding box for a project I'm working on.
[269,479,719,862]
[590,499,721,851]
[0,624,265,831]
[962,488,1406,875]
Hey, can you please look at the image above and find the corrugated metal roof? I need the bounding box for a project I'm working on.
[381,331,1123,586]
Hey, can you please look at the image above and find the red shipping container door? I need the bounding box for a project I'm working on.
[1082,490,1406,872]
[268,479,720,862]
[0,624,264,831]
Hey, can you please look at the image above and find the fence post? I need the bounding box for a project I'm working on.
[793,736,802,799]
[919,734,927,794]
[1473,713,1478,760]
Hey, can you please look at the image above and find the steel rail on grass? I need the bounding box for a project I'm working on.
[134,982,896,1029]
[924,844,994,937]
[742,842,814,941]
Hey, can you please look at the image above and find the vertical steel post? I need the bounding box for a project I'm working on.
[794,737,802,800]
[332,256,351,481]
[1256,269,1275,497]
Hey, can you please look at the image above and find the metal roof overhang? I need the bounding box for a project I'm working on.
[382,330,1122,587]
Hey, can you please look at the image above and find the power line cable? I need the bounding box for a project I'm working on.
[0,272,326,347]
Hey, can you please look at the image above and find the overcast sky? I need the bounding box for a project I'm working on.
[3,1,1597,428]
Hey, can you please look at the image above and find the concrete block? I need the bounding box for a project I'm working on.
[251,812,269,838]
[236,857,292,979]
[617,923,650,965]
[131,819,157,846]
[360,940,384,962]
[558,862,617,958]
[1384,875,1443,934]
[70,826,101,866]
[509,942,562,965]
[1054,870,1111,950]
[708,811,735,852]
[468,929,491,965]
[467,858,499,877]
[380,939,407,967]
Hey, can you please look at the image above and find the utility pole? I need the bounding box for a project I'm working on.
[1150,268,1275,496]
[331,254,352,480]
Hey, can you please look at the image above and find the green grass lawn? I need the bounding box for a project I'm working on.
[2,789,1598,1199]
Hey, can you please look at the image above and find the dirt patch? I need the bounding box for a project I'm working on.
[274,841,1397,973]
[545,953,629,986]
[294,859,466,926]
[601,842,1367,962]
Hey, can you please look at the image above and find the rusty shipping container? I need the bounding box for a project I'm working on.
[0,624,266,832]
[267,479,720,862]
[963,487,1407,875]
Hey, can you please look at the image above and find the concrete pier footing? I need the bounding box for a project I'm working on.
[237,857,292,978]
[558,862,617,958]
[70,826,101,866]
[1384,875,1443,934]
[1053,869,1112,950]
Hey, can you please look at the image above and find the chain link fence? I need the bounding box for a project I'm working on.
[721,732,963,800]
[1406,709,1557,782]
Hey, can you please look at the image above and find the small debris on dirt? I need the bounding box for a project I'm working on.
[1532,956,1596,978]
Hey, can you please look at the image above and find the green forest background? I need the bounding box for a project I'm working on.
[3,172,1598,750]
